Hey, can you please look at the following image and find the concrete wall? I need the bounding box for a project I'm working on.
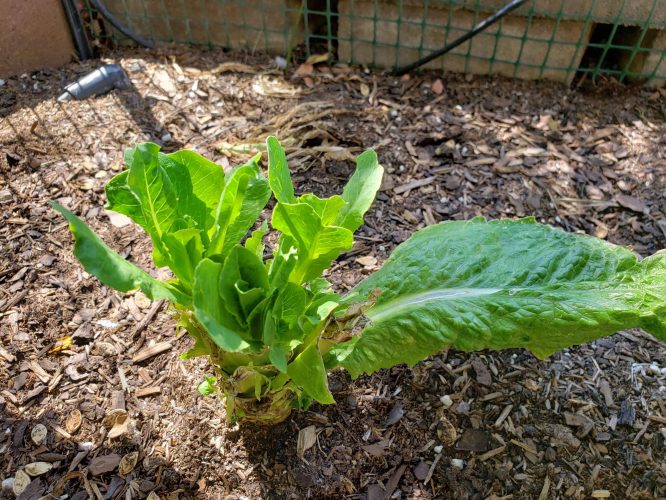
[0,0,75,78]
[103,0,302,52]
[644,30,666,87]
[338,0,666,85]
[339,1,591,83]
[455,0,666,25]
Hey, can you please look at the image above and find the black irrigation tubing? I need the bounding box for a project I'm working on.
[392,0,529,76]
[62,0,93,60]
[88,0,156,49]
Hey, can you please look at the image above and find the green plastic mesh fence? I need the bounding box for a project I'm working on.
[84,0,666,85]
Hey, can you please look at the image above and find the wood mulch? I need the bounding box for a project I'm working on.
[1,47,665,499]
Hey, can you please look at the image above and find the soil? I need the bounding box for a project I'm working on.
[1,47,666,500]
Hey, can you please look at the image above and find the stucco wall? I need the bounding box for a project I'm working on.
[0,0,75,78]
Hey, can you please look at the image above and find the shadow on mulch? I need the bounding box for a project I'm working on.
[0,409,198,499]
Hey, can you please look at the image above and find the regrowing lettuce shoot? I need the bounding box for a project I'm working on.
[52,137,666,424]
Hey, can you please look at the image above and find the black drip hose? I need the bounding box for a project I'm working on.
[62,0,93,60]
[88,0,155,49]
[392,0,528,76]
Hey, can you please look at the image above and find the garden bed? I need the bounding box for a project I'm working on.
[1,47,665,499]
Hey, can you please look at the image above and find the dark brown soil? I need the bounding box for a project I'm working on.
[1,47,665,499]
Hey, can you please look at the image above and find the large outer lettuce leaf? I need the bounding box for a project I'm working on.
[51,202,190,306]
[339,218,666,378]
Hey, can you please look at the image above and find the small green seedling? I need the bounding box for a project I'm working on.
[52,137,666,423]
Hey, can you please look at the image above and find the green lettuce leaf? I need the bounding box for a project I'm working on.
[51,202,189,305]
[287,342,335,404]
[339,217,666,378]
[272,201,353,283]
[207,155,271,259]
[108,144,226,268]
[245,220,269,259]
[336,149,383,232]
[267,136,295,203]
[105,170,146,226]
[193,258,251,352]
[219,246,270,328]
[268,237,299,289]
[165,150,227,229]
[162,228,205,286]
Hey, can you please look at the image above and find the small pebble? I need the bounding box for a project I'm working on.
[455,401,471,415]
[451,458,465,469]
[1,478,13,492]
[78,441,94,451]
[440,395,453,408]
[433,445,443,454]
[544,447,557,461]
[275,56,287,69]
[160,133,172,143]
[647,364,661,376]
[0,79,5,87]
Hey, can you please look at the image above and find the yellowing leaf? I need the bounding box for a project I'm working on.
[48,336,73,354]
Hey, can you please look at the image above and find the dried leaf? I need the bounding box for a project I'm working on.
[24,462,53,476]
[361,438,390,457]
[455,429,489,452]
[65,409,83,434]
[295,63,314,76]
[152,69,177,97]
[437,414,458,447]
[356,255,378,268]
[471,358,492,386]
[89,454,121,475]
[48,336,74,354]
[102,409,127,429]
[615,194,646,213]
[384,402,404,426]
[12,470,30,495]
[305,53,330,65]
[108,417,132,440]
[105,210,132,228]
[297,425,317,458]
[30,424,47,445]
[119,451,139,475]
[303,76,315,88]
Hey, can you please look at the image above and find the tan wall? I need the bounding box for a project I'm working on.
[339,1,591,83]
[455,0,666,26]
[0,0,75,78]
[644,30,666,87]
[103,0,301,52]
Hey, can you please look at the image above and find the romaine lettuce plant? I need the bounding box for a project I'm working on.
[52,137,666,424]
